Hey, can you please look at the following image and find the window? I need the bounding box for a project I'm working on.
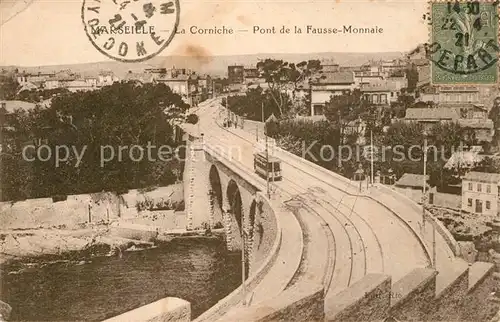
[487,185,491,193]
[477,183,482,192]
[313,105,324,116]
[486,201,491,210]
[380,94,387,104]
[467,198,473,207]
[468,182,473,191]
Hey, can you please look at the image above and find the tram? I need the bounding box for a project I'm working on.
[253,151,282,181]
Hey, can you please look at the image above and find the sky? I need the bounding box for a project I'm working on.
[0,0,429,66]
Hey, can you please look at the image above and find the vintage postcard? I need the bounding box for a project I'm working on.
[1,0,500,321]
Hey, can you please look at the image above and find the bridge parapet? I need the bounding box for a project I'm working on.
[180,108,497,322]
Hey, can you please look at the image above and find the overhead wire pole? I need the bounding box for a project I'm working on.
[422,133,436,268]
[262,101,270,199]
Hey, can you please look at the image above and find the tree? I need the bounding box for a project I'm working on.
[324,89,375,144]
[227,87,285,121]
[405,66,419,93]
[0,82,189,201]
[0,74,19,100]
[186,114,199,124]
[473,157,500,173]
[490,97,500,148]
[256,59,320,117]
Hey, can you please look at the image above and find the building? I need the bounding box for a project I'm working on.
[98,71,119,86]
[155,71,202,106]
[461,171,500,216]
[444,146,486,172]
[145,68,167,74]
[309,71,356,116]
[354,69,385,86]
[228,65,244,84]
[380,59,406,75]
[16,72,55,85]
[123,72,155,83]
[44,72,77,89]
[404,107,460,129]
[405,103,494,142]
[0,100,37,113]
[458,118,495,142]
[0,100,38,133]
[418,86,480,104]
[344,118,367,145]
[321,62,340,73]
[360,80,404,105]
[394,173,430,203]
[65,78,97,92]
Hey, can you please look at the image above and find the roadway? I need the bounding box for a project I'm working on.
[192,97,452,307]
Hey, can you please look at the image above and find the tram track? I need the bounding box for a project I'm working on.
[200,108,383,296]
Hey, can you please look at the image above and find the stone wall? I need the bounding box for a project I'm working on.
[250,194,278,274]
[323,263,495,322]
[183,135,212,230]
[102,297,191,322]
[429,191,461,209]
[389,268,437,321]
[217,283,324,322]
[325,274,392,322]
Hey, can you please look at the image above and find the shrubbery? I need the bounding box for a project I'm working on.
[186,113,199,124]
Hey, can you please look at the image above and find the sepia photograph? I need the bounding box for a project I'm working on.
[0,0,499,321]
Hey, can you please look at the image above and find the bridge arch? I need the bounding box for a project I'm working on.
[209,165,223,226]
[226,179,243,232]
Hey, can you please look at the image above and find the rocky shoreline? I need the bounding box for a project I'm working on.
[0,224,225,268]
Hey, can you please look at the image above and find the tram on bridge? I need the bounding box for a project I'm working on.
[253,151,282,181]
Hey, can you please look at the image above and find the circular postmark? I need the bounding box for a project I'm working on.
[81,0,180,62]
[427,1,499,77]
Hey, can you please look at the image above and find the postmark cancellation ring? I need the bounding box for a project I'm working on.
[81,0,180,62]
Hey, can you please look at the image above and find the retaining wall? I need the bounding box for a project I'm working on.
[324,262,496,322]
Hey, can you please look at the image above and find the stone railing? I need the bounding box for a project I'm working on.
[376,183,461,257]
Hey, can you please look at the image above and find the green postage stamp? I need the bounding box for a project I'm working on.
[429,1,499,84]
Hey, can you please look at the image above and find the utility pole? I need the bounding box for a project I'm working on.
[422,132,436,268]
[262,101,270,199]
[422,134,428,230]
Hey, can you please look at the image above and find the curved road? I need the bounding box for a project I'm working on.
[191,98,449,306]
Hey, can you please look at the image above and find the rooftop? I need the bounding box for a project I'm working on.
[311,71,355,85]
[458,118,494,129]
[463,171,500,184]
[360,81,400,92]
[0,100,37,113]
[444,150,485,170]
[395,173,430,189]
[405,107,460,121]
